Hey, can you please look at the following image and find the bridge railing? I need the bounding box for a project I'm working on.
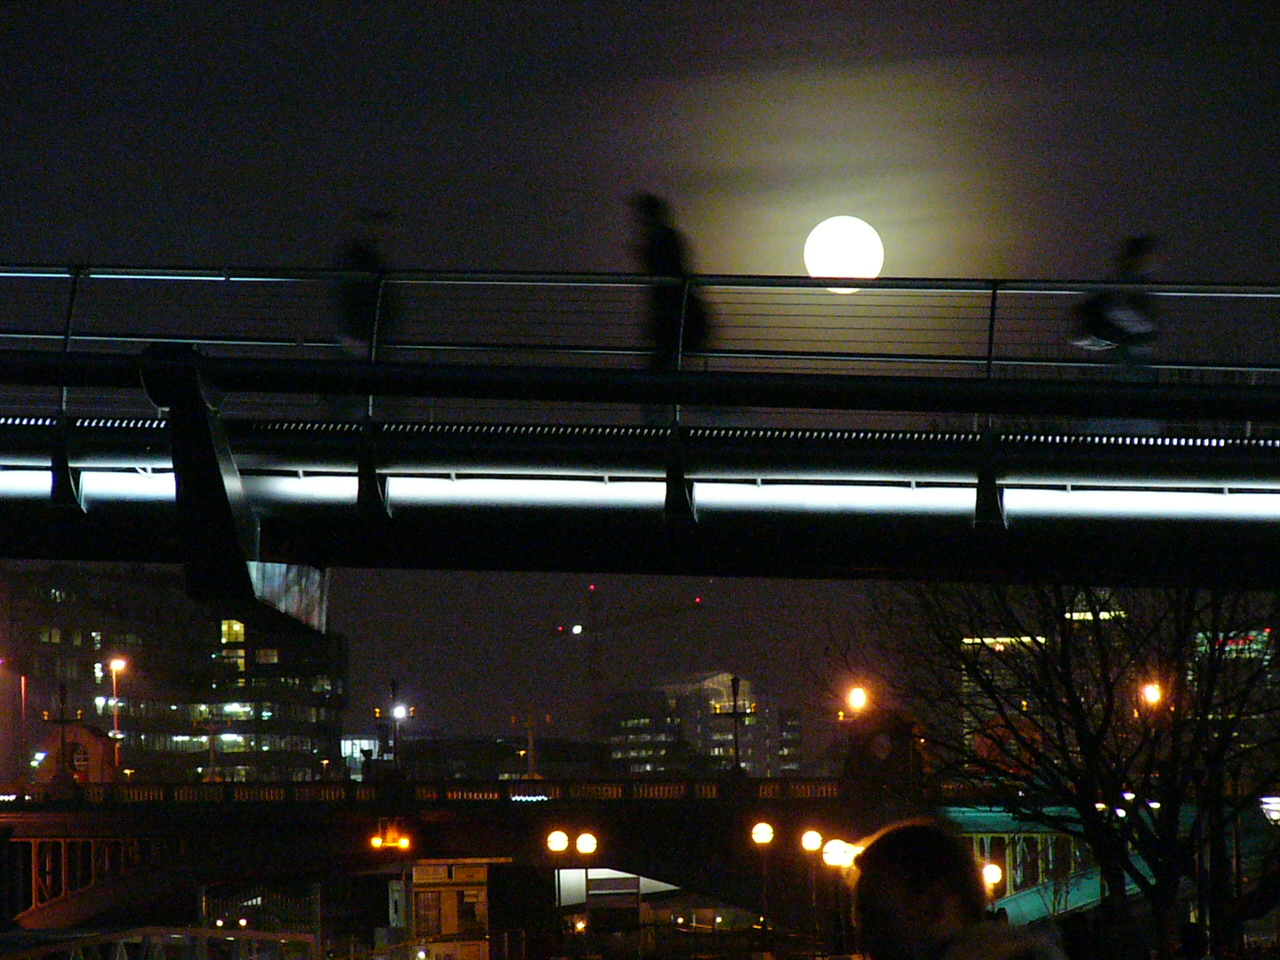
[2,267,1278,433]
[0,777,847,808]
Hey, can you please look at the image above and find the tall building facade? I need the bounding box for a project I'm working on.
[602,671,802,777]
[0,560,345,782]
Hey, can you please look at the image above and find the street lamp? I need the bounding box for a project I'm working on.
[392,703,409,768]
[547,830,597,925]
[547,830,570,853]
[802,830,823,958]
[821,840,859,953]
[983,862,1004,901]
[752,822,774,949]
[109,658,127,767]
[1141,682,1162,706]
[370,817,411,851]
[838,685,870,722]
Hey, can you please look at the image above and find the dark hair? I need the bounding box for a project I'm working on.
[854,819,988,924]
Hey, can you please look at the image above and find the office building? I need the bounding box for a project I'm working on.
[0,560,345,782]
[602,671,801,777]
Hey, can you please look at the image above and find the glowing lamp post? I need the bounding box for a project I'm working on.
[109,658,127,766]
[547,830,570,853]
[1141,682,1162,706]
[801,830,823,957]
[821,839,858,952]
[983,862,1004,901]
[547,829,596,919]
[392,703,408,767]
[752,822,774,948]
[370,818,411,851]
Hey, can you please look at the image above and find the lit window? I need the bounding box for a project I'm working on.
[221,620,246,645]
[255,649,279,665]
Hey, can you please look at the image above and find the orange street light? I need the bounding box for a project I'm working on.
[752,823,775,949]
[109,658,127,766]
[547,830,570,853]
[847,687,869,712]
[822,839,858,869]
[1141,682,1162,706]
[801,831,824,957]
[983,861,1004,900]
[371,818,411,851]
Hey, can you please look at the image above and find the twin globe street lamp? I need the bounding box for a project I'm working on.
[547,829,598,923]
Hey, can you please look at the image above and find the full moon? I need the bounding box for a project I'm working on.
[803,216,885,293]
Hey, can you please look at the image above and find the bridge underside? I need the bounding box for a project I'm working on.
[3,414,1280,588]
[1,409,1279,588]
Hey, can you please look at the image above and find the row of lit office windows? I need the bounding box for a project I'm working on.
[92,698,338,724]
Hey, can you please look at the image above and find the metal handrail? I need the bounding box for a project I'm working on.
[1,267,1277,434]
[0,776,848,808]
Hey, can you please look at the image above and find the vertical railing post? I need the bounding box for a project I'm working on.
[984,281,1000,381]
[59,267,81,413]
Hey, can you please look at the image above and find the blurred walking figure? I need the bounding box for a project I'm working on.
[630,194,709,370]
[1072,234,1160,363]
[334,210,391,353]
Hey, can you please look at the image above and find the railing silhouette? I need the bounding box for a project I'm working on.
[2,267,1278,433]
[0,776,843,809]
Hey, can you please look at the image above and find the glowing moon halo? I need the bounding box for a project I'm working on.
[804,216,885,293]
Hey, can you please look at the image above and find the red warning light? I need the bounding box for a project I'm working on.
[695,597,702,604]
[588,584,596,591]
[556,625,565,633]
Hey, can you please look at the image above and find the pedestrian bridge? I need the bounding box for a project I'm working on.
[2,266,1279,589]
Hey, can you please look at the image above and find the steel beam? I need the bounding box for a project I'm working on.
[4,348,1280,421]
[139,345,258,603]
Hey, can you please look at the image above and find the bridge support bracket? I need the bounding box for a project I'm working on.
[664,426,697,528]
[140,344,259,603]
[973,465,1007,531]
[50,415,84,512]
[358,418,391,520]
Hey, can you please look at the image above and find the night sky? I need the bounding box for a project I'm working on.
[5,2,1280,746]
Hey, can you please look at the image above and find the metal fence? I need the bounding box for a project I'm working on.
[2,267,1277,433]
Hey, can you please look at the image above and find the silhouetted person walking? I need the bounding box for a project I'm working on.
[1072,234,1160,364]
[630,194,708,370]
[334,210,391,353]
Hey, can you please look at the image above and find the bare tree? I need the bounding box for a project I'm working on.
[834,583,1280,960]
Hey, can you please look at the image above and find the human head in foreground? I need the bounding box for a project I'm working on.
[853,819,1064,960]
